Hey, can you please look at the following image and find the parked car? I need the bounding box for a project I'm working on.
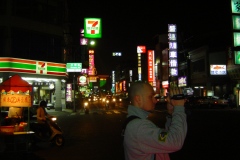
[197,96,217,108]
[211,96,229,108]
[46,103,55,110]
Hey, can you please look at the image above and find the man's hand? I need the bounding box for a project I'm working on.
[167,87,185,114]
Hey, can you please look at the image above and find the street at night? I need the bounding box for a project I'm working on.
[1,105,240,160]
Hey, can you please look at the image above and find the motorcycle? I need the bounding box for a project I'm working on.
[84,101,89,114]
[29,116,64,147]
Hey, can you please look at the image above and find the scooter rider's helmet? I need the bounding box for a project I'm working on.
[40,100,47,108]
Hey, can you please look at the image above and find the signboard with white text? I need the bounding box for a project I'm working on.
[137,46,146,54]
[210,65,227,75]
[148,50,154,82]
[66,83,72,102]
[178,76,187,87]
[66,63,82,72]
[168,24,178,77]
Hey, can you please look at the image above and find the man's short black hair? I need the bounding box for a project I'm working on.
[40,100,47,107]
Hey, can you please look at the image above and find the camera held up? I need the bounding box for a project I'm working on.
[169,88,194,100]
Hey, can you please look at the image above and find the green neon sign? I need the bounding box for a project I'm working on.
[232,0,240,13]
[84,18,102,38]
[233,15,240,30]
[233,32,240,46]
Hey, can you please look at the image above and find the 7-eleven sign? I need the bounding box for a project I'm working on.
[36,61,47,74]
[84,18,102,38]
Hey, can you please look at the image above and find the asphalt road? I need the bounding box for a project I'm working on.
[1,105,240,160]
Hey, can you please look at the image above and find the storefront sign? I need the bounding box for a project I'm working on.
[148,50,154,82]
[178,76,187,87]
[84,18,102,38]
[66,63,82,72]
[162,81,169,88]
[210,65,227,75]
[78,76,88,85]
[168,24,178,77]
[89,76,97,82]
[137,46,146,54]
[66,83,72,102]
[0,94,31,107]
[32,82,55,86]
[0,57,66,77]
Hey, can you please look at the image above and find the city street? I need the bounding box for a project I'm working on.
[1,105,240,160]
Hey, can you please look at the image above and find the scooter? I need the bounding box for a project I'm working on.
[84,101,89,114]
[29,116,64,147]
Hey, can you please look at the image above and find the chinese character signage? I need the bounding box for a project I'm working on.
[232,0,240,62]
[233,32,240,46]
[137,46,146,54]
[168,24,178,76]
[231,0,240,13]
[235,51,240,64]
[80,38,88,45]
[84,18,102,38]
[178,76,187,87]
[210,65,227,75]
[1,94,31,107]
[148,50,154,82]
[66,63,82,72]
[88,50,96,75]
[232,15,240,30]
[66,83,72,102]
[112,52,122,56]
[162,81,169,88]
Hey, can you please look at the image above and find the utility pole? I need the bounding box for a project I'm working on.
[73,74,76,112]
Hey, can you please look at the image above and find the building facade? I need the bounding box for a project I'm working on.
[0,0,68,110]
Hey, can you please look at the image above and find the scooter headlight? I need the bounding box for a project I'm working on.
[51,117,57,121]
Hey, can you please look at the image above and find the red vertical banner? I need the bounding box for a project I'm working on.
[148,50,154,82]
[88,50,95,75]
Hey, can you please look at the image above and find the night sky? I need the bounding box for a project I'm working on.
[67,0,232,75]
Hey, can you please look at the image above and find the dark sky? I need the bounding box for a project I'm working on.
[68,0,232,75]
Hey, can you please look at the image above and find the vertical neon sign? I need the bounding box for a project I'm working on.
[88,50,95,75]
[148,50,154,82]
[168,24,178,76]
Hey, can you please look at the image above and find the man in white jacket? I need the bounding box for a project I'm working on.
[123,81,187,160]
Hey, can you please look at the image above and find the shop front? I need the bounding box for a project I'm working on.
[0,57,67,111]
[0,74,34,152]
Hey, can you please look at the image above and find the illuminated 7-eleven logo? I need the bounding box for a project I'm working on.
[36,61,47,74]
[84,18,102,38]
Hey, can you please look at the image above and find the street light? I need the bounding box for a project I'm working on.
[90,40,95,46]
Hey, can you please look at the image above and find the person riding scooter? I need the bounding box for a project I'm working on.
[36,100,51,137]
[30,100,64,147]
